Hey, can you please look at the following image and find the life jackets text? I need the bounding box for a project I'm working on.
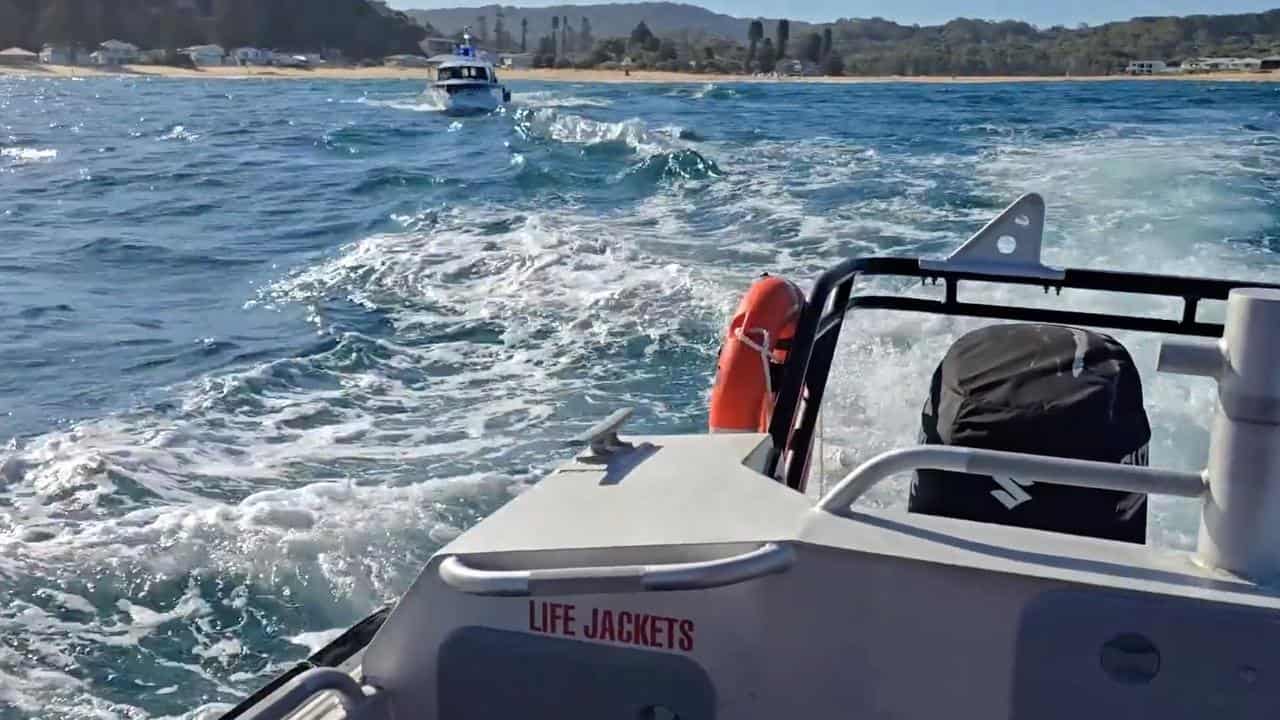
[528,601,695,652]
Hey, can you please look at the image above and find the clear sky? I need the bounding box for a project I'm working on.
[385,0,1280,27]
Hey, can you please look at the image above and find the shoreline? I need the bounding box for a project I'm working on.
[1,64,1276,84]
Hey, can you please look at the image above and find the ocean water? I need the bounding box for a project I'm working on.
[1,75,1279,717]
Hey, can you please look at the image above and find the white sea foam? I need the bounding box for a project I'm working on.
[514,90,612,109]
[354,94,447,113]
[811,131,1279,549]
[4,87,1278,716]
[611,122,1280,554]
[159,125,199,142]
[356,90,612,114]
[287,628,345,654]
[1,147,58,163]
[515,107,688,158]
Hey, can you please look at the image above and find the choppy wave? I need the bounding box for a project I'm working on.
[352,93,447,113]
[159,125,199,142]
[514,106,680,154]
[514,90,612,108]
[2,77,1279,717]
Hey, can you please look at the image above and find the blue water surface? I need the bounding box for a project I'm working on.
[1,75,1278,718]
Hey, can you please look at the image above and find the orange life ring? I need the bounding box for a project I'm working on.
[709,274,806,433]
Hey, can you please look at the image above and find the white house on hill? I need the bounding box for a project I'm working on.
[0,47,38,66]
[90,40,139,66]
[40,44,76,65]
[182,44,226,66]
[232,47,270,66]
[1125,60,1169,74]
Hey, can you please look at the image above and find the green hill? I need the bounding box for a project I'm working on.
[407,2,809,42]
[408,2,1280,75]
[827,11,1280,75]
[0,0,428,59]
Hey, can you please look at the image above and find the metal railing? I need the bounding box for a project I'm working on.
[439,542,795,597]
[816,445,1206,516]
[234,668,374,720]
[766,256,1280,492]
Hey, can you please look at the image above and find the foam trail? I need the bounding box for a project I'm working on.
[354,93,447,113]
[813,131,1278,549]
[0,200,731,714]
[3,81,1279,716]
[2,147,58,163]
[514,91,612,109]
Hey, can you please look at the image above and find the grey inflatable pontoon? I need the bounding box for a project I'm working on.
[222,194,1280,720]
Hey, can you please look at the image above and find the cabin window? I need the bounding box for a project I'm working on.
[439,66,490,81]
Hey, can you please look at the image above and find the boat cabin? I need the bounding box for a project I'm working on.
[436,64,495,83]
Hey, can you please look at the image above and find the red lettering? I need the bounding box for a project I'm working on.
[600,609,615,641]
[529,604,696,653]
[635,614,651,646]
[678,619,695,652]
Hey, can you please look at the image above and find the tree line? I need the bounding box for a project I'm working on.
[450,6,1280,76]
[822,12,1280,76]
[0,0,429,60]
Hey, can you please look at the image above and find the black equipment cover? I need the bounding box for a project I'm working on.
[908,323,1150,543]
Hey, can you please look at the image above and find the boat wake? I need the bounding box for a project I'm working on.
[353,94,448,113]
[512,106,721,184]
[513,90,612,109]
[3,79,1280,718]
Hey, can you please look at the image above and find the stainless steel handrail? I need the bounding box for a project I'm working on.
[817,445,1206,516]
[235,668,371,720]
[438,542,795,597]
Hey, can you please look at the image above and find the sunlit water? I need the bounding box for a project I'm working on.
[1,76,1278,718]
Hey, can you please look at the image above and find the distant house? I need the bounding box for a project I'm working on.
[1125,60,1167,75]
[500,53,533,69]
[776,58,803,76]
[775,58,821,76]
[231,47,270,66]
[1263,56,1280,71]
[181,44,225,66]
[137,49,168,65]
[91,40,140,66]
[0,47,38,66]
[1183,57,1235,72]
[271,53,309,68]
[39,44,76,65]
[1229,57,1262,71]
[384,54,431,68]
[420,37,457,56]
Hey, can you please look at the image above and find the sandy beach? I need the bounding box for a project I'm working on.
[1,63,1276,83]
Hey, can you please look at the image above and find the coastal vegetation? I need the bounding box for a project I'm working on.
[1,0,1278,77]
[0,0,428,60]
[421,5,1280,76]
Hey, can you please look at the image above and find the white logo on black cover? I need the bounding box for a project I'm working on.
[991,477,1035,510]
[989,443,1150,514]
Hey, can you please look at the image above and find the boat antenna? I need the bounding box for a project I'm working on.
[460,26,474,57]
